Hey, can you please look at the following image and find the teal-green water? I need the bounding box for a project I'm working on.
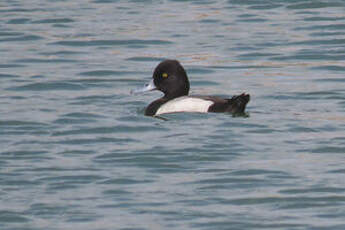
[1,1,345,229]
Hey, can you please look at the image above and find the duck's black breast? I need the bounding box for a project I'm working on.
[145,98,169,116]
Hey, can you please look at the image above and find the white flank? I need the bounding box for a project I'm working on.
[155,96,213,115]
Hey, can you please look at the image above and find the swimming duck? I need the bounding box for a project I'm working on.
[132,60,250,116]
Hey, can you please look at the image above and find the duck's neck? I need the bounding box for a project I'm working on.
[164,89,189,100]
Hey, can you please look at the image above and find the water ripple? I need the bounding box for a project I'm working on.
[7,81,85,91]
[52,125,161,136]
[79,70,139,76]
[32,18,74,24]
[0,35,43,42]
[0,73,20,78]
[286,1,342,9]
[126,57,164,62]
[0,211,29,223]
[312,65,345,72]
[57,137,135,145]
[51,39,173,47]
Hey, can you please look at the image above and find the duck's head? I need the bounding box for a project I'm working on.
[133,60,190,99]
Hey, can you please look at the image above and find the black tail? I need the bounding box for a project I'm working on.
[226,93,250,114]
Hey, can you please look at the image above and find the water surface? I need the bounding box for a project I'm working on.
[1,0,345,229]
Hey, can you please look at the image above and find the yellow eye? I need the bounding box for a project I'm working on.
[162,73,168,78]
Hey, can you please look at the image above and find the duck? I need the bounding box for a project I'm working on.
[132,59,250,116]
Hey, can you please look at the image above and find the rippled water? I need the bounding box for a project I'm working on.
[1,0,345,229]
